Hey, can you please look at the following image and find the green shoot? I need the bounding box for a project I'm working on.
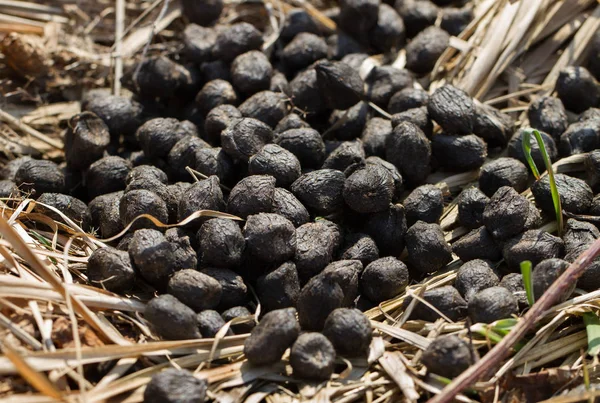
[583,312,600,357]
[521,128,563,235]
[520,260,535,307]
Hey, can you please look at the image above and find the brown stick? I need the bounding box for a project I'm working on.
[428,236,600,403]
[0,108,63,150]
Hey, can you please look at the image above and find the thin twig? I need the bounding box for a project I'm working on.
[113,0,125,96]
[428,237,600,403]
[0,108,63,150]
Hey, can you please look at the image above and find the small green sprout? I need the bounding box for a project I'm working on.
[521,128,563,235]
[520,260,535,307]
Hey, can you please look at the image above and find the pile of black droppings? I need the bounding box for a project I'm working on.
[6,0,600,389]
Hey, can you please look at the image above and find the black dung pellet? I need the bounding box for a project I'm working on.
[388,87,429,114]
[341,52,369,70]
[197,310,230,338]
[396,0,438,38]
[244,213,296,263]
[195,79,238,115]
[87,247,135,293]
[231,51,273,95]
[507,129,557,172]
[166,136,210,182]
[281,33,328,72]
[144,368,207,403]
[294,221,338,281]
[586,150,600,191]
[167,269,222,312]
[483,186,529,240]
[360,256,409,302]
[197,218,244,269]
[182,24,217,63]
[323,140,365,172]
[365,66,413,106]
[145,295,202,340]
[221,117,273,162]
[452,226,502,262]
[338,0,380,40]
[204,104,242,145]
[182,0,221,25]
[227,175,276,218]
[321,259,362,307]
[441,6,473,36]
[499,273,528,309]
[473,102,514,148]
[221,306,255,334]
[15,159,64,197]
[315,60,364,110]
[457,187,489,229]
[432,134,487,171]
[427,84,475,135]
[454,259,499,302]
[478,157,529,197]
[468,286,518,324]
[404,184,443,225]
[87,192,124,238]
[244,308,300,365]
[343,165,394,213]
[564,219,599,253]
[339,233,379,266]
[136,118,195,160]
[0,156,32,181]
[82,92,144,140]
[405,221,452,275]
[290,333,336,380]
[580,108,600,122]
[275,113,311,134]
[0,180,18,199]
[256,262,301,312]
[270,71,290,93]
[531,173,593,215]
[297,274,345,330]
[559,120,600,156]
[365,156,404,199]
[201,268,248,309]
[386,121,431,185]
[192,147,236,187]
[178,176,226,222]
[391,106,434,137]
[272,187,310,227]
[200,60,230,82]
[129,229,197,287]
[528,96,568,140]
[502,229,564,271]
[289,68,327,115]
[556,66,600,113]
[36,193,87,225]
[248,144,301,187]
[329,32,362,61]
[275,128,326,169]
[421,335,476,379]
[291,169,345,215]
[363,203,408,257]
[213,22,263,62]
[532,258,574,302]
[370,3,406,52]
[280,9,321,42]
[134,56,198,100]
[405,285,467,322]
[64,112,110,169]
[126,165,168,185]
[238,91,288,128]
[405,26,450,75]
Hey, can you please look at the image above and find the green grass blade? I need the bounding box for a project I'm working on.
[583,312,600,357]
[521,129,541,179]
[520,260,535,307]
[521,128,563,235]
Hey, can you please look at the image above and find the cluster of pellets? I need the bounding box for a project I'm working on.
[4,0,600,395]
